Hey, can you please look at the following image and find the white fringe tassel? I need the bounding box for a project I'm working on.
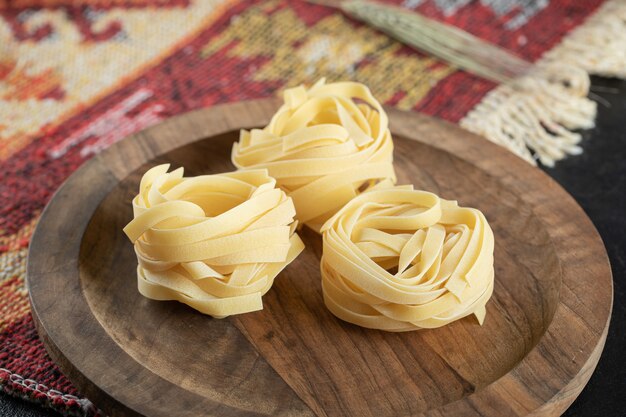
[543,0,626,79]
[461,0,626,167]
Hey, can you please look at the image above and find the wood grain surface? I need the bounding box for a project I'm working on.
[27,99,613,417]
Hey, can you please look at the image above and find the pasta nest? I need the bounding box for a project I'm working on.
[320,183,495,331]
[232,79,396,231]
[123,164,304,318]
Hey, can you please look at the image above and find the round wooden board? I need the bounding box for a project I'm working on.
[27,99,612,417]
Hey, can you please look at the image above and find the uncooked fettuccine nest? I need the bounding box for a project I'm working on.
[321,183,494,331]
[232,79,396,231]
[123,164,304,318]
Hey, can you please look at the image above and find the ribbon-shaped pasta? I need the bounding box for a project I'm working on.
[320,183,494,331]
[232,79,396,231]
[123,164,305,318]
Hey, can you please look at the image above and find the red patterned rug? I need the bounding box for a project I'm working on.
[0,0,623,415]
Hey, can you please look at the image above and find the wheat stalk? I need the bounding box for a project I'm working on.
[311,0,533,84]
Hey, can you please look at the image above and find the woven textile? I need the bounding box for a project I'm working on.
[0,0,609,415]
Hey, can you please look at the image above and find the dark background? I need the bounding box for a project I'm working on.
[1,76,624,417]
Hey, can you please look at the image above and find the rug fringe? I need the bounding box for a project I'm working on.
[461,0,626,166]
[543,0,626,79]
[460,64,597,167]
[0,368,103,417]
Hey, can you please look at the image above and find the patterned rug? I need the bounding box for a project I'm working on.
[0,0,623,415]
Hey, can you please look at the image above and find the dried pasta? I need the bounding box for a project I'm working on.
[123,164,304,318]
[320,183,494,331]
[232,79,396,231]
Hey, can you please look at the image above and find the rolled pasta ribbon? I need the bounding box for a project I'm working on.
[232,79,396,231]
[320,183,495,331]
[123,164,305,318]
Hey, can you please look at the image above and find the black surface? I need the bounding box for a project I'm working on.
[0,394,63,417]
[544,76,626,417]
[1,77,624,417]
